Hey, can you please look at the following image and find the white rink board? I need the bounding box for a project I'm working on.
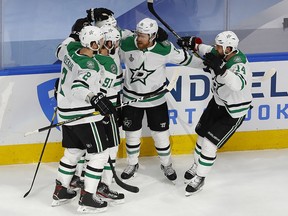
[166,61,288,136]
[0,61,287,146]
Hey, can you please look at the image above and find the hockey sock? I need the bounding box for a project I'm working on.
[151,130,172,166]
[125,129,142,165]
[85,149,109,193]
[194,136,204,166]
[57,148,86,187]
[196,138,217,177]
[75,153,86,178]
[101,146,118,186]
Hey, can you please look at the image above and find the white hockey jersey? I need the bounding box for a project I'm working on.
[56,38,115,125]
[95,53,119,105]
[198,45,252,118]
[104,29,134,106]
[119,36,204,108]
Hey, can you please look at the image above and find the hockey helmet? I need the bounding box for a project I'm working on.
[101,25,121,51]
[95,15,117,28]
[215,31,239,55]
[79,26,104,51]
[136,17,158,37]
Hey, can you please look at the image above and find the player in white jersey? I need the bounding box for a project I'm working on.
[177,31,252,195]
[52,26,117,213]
[62,14,125,203]
[119,17,204,183]
[94,25,125,203]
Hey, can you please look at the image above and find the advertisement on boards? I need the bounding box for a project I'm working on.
[0,61,287,146]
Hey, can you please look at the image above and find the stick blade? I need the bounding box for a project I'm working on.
[166,70,180,91]
[23,190,31,198]
[114,177,140,193]
[262,68,276,81]
[24,130,38,137]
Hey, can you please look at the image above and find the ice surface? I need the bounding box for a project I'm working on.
[1,149,287,216]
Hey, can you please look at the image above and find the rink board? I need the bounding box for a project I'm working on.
[0,57,288,165]
[0,129,288,165]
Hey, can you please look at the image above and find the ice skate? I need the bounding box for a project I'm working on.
[185,175,205,196]
[77,189,107,213]
[69,175,84,190]
[161,163,177,183]
[97,182,125,204]
[51,180,77,207]
[184,163,197,184]
[121,163,139,180]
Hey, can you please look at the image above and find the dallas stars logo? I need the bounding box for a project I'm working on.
[130,62,156,85]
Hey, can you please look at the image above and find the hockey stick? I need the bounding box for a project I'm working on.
[23,108,58,198]
[148,0,181,40]
[147,0,204,60]
[25,70,180,136]
[24,111,100,136]
[108,157,139,193]
[253,68,277,82]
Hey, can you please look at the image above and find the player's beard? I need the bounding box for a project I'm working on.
[110,47,116,55]
[136,40,150,50]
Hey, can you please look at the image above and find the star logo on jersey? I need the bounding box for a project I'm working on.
[123,118,132,128]
[86,60,95,69]
[130,62,156,85]
[86,143,93,148]
[233,56,242,63]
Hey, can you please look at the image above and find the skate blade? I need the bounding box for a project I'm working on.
[184,178,192,184]
[77,205,107,213]
[51,196,76,207]
[97,194,125,205]
[169,179,177,185]
[108,198,125,206]
[70,187,82,191]
[185,188,203,197]
[165,176,177,185]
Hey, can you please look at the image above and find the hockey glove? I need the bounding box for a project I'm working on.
[69,18,91,41]
[156,27,168,42]
[177,36,202,51]
[90,93,116,116]
[86,8,114,22]
[203,53,226,76]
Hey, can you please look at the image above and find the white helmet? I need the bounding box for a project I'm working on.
[79,26,104,51]
[215,31,239,55]
[101,25,121,52]
[136,18,158,37]
[95,15,117,28]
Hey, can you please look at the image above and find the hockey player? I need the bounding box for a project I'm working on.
[119,17,204,183]
[67,11,125,204]
[177,31,252,195]
[52,25,117,213]
[69,8,170,190]
[94,25,125,204]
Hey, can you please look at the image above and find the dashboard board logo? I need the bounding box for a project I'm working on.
[37,78,59,130]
